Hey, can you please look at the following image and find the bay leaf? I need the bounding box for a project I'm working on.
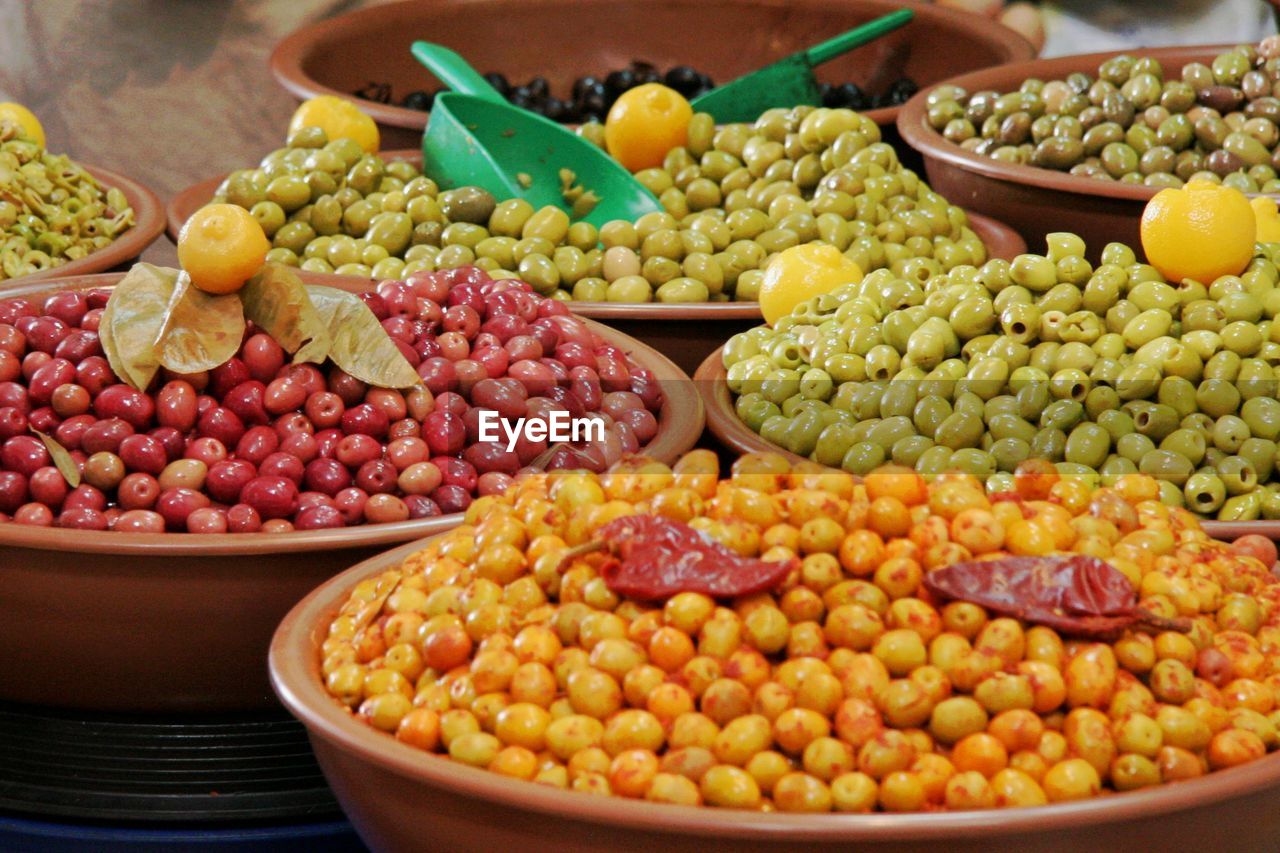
[101,263,179,390]
[157,271,246,374]
[32,429,81,488]
[305,285,420,389]
[240,264,330,364]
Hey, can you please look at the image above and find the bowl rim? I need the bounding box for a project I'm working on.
[267,0,1035,133]
[692,347,1276,541]
[271,530,1280,842]
[895,44,1272,204]
[3,164,167,288]
[0,272,702,557]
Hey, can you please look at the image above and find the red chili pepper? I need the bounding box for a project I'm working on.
[566,515,797,601]
[923,554,1190,639]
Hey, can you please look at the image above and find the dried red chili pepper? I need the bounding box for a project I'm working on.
[923,554,1190,639]
[562,515,797,601]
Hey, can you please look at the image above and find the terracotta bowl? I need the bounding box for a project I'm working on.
[272,536,1280,853]
[2,165,165,289]
[269,0,1035,151]
[0,274,702,712]
[168,163,1025,376]
[895,45,1252,259]
[694,348,1280,543]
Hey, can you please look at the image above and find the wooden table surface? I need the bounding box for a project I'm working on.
[0,0,397,267]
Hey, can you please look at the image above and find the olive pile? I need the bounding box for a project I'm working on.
[212,128,497,281]
[323,450,1280,812]
[0,122,136,281]
[213,107,988,303]
[357,61,714,124]
[725,234,1280,520]
[358,60,917,124]
[928,37,1280,193]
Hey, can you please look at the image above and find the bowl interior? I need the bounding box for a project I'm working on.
[3,164,166,288]
[0,272,703,557]
[896,45,1254,204]
[271,0,1034,131]
[693,348,1280,542]
[271,530,1280,850]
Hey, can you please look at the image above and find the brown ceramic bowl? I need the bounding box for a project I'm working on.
[168,164,1025,376]
[3,164,165,289]
[0,273,702,712]
[896,46,1248,258]
[695,349,1279,543]
[269,0,1035,151]
[272,536,1280,852]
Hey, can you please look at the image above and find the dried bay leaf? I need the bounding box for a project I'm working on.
[32,429,81,487]
[240,264,330,364]
[305,285,420,389]
[157,271,245,374]
[100,263,179,390]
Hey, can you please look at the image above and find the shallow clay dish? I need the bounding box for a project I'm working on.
[0,274,702,712]
[269,0,1034,150]
[2,164,165,289]
[896,46,1246,258]
[272,536,1280,853]
[694,349,1280,543]
[168,165,1025,375]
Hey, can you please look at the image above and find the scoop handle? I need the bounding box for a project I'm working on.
[803,9,914,66]
[411,41,507,104]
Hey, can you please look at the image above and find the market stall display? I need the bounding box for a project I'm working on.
[12,3,1280,849]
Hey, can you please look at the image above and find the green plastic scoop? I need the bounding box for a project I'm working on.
[411,41,661,227]
[690,9,915,124]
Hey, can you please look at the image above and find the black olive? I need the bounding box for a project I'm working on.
[401,90,434,111]
[579,81,608,117]
[527,76,550,100]
[543,97,569,121]
[820,82,841,108]
[630,60,661,86]
[483,72,511,97]
[604,69,636,98]
[572,75,600,102]
[887,77,919,105]
[837,82,865,109]
[663,65,704,97]
[509,88,535,110]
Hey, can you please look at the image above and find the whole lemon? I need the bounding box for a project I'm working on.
[1141,180,1256,284]
[288,95,379,153]
[605,83,692,172]
[759,243,863,325]
[178,204,271,295]
[0,102,45,148]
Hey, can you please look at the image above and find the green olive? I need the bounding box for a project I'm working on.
[1184,470,1227,514]
[1139,449,1194,485]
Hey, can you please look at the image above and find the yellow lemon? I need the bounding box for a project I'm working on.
[759,243,863,325]
[0,102,45,148]
[288,95,379,153]
[1140,180,1255,284]
[605,84,692,172]
[1251,196,1280,244]
[178,204,270,295]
